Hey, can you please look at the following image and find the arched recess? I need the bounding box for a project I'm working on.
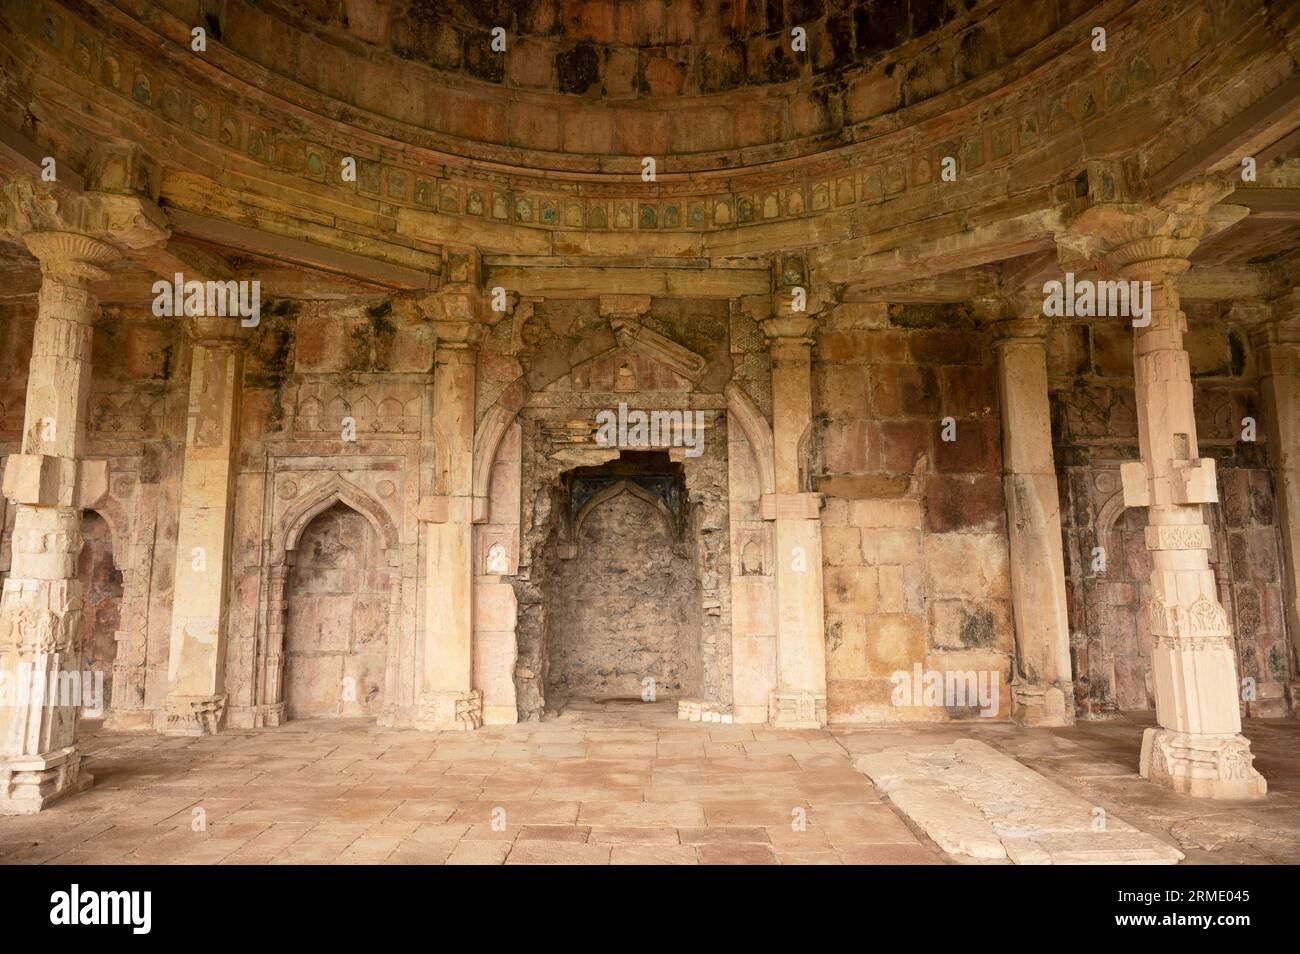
[1095,489,1129,575]
[254,476,402,726]
[78,509,123,716]
[724,382,776,497]
[572,479,680,547]
[279,475,400,557]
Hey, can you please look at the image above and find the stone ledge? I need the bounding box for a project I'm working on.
[857,739,1184,865]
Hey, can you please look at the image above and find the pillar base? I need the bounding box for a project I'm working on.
[1140,727,1267,799]
[226,703,287,729]
[0,746,92,815]
[1011,682,1075,727]
[157,694,227,737]
[768,690,827,729]
[417,690,482,731]
[102,708,156,732]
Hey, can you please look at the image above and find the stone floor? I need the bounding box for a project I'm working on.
[0,701,1296,865]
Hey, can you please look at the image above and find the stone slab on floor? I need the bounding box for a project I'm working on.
[856,738,1184,865]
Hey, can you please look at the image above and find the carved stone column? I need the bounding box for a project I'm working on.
[1251,291,1300,709]
[0,231,117,812]
[160,318,246,736]
[990,303,1076,727]
[1113,242,1266,798]
[760,298,828,729]
[0,181,168,812]
[417,283,486,730]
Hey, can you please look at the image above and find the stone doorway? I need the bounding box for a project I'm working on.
[541,452,704,714]
[77,510,121,716]
[282,502,392,720]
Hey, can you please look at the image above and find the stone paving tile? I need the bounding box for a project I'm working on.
[2,707,1293,865]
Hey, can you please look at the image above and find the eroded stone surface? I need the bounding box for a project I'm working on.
[858,739,1184,864]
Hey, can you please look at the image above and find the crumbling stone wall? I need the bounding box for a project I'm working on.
[1050,305,1293,717]
[547,471,702,703]
[503,296,733,720]
[813,301,1012,722]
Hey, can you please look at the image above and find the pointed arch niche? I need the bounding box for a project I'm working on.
[252,476,403,727]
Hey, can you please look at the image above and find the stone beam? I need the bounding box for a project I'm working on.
[815,208,1064,289]
[483,263,771,299]
[0,118,85,193]
[168,209,437,290]
[842,268,998,303]
[1146,74,1300,195]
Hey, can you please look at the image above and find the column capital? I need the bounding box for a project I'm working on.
[187,315,252,349]
[759,314,817,348]
[417,283,491,350]
[4,179,169,258]
[598,294,651,321]
[22,231,120,286]
[989,315,1053,346]
[1056,174,1244,277]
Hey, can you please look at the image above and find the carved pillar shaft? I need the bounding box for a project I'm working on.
[1251,299,1300,705]
[418,285,484,730]
[0,231,117,813]
[992,314,1075,726]
[761,309,827,728]
[1116,255,1266,798]
[160,323,245,736]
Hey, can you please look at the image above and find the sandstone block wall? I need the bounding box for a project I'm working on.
[813,301,1013,722]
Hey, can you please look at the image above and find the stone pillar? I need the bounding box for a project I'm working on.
[417,284,485,730]
[760,302,828,728]
[0,230,120,813]
[1110,246,1266,798]
[990,309,1076,726]
[160,319,246,736]
[1252,291,1300,709]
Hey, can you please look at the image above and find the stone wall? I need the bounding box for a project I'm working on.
[1050,304,1294,718]
[813,301,1013,722]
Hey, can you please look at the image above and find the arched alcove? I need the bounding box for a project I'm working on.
[542,452,703,711]
[77,510,122,716]
[282,501,393,720]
